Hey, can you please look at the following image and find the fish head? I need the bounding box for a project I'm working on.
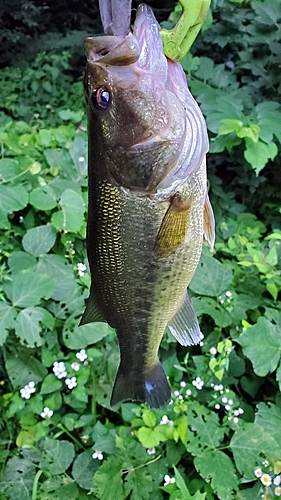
[84,4,208,195]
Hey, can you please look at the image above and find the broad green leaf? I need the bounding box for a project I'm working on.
[15,307,54,347]
[137,426,164,448]
[37,254,76,301]
[44,149,78,181]
[230,423,280,478]
[192,296,232,327]
[256,101,281,143]
[51,189,85,232]
[44,482,79,500]
[5,351,47,388]
[186,402,224,455]
[11,271,54,307]
[0,158,23,183]
[237,317,281,376]
[40,438,75,474]
[244,138,278,175]
[252,0,281,25]
[190,254,233,297]
[72,451,99,490]
[124,467,153,500]
[236,124,260,142]
[93,456,126,500]
[40,374,62,394]
[194,450,238,500]
[69,131,88,176]
[142,409,157,428]
[218,119,243,135]
[173,467,192,499]
[255,402,281,446]
[29,185,57,210]
[8,251,37,273]
[22,224,57,257]
[0,456,35,500]
[0,302,16,345]
[63,322,112,349]
[0,184,28,215]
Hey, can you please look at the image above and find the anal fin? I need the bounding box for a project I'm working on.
[79,288,104,326]
[168,290,203,346]
[155,194,192,258]
[203,191,215,249]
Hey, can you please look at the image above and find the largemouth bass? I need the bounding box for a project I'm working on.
[81,3,215,409]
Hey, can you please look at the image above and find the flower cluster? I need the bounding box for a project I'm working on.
[77,262,86,277]
[53,361,67,379]
[76,349,87,362]
[92,450,103,460]
[254,468,281,495]
[164,474,176,486]
[20,381,36,399]
[211,384,243,423]
[41,407,53,418]
[160,415,173,426]
[65,377,77,389]
[192,376,204,390]
[147,448,156,455]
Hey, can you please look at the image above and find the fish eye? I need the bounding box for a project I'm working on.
[91,86,111,111]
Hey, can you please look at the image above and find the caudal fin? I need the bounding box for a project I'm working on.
[110,361,171,409]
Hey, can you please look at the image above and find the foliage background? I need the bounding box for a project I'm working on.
[0,0,280,499]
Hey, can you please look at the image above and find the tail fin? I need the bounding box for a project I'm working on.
[110,361,171,409]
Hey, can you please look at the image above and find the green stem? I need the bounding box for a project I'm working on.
[32,469,44,500]
[56,423,86,450]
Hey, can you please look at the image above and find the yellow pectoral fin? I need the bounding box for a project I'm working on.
[155,194,192,258]
[203,192,215,249]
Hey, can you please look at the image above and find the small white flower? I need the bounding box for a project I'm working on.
[220,299,224,304]
[65,377,77,389]
[77,262,86,277]
[160,415,173,426]
[20,388,31,399]
[71,362,80,372]
[225,389,230,393]
[173,390,180,397]
[214,384,223,391]
[19,216,24,223]
[20,381,36,399]
[41,407,53,418]
[199,341,204,347]
[53,361,67,379]
[76,349,87,362]
[225,405,231,411]
[254,468,263,478]
[215,404,220,410]
[92,450,103,460]
[238,407,244,414]
[147,448,156,455]
[261,473,272,486]
[164,474,176,486]
[234,410,240,416]
[275,486,281,496]
[27,381,36,393]
[233,417,239,424]
[186,389,192,396]
[274,476,281,486]
[222,397,228,404]
[228,399,233,405]
[192,377,204,390]
[225,290,232,298]
[180,381,186,388]
[209,347,217,355]
[78,156,85,162]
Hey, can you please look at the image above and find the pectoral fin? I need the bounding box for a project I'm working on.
[203,192,215,249]
[168,290,203,346]
[155,194,192,258]
[79,288,104,325]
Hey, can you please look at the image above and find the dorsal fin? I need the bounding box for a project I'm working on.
[168,291,203,346]
[155,194,193,258]
[203,192,215,249]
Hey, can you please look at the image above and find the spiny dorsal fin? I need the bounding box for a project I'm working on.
[155,194,193,258]
[79,289,104,326]
[203,191,215,249]
[168,290,203,346]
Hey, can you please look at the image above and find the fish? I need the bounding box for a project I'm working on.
[81,3,215,409]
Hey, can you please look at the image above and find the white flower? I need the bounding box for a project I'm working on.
[199,341,204,347]
[41,407,53,418]
[209,347,217,355]
[254,468,263,478]
[92,450,103,460]
[71,362,80,372]
[76,349,87,362]
[215,404,220,410]
[225,405,231,411]
[164,474,176,486]
[214,384,223,391]
[222,397,228,404]
[160,415,173,426]
[178,395,183,400]
[173,390,180,397]
[261,473,272,486]
[225,290,232,298]
[186,389,192,396]
[234,410,240,416]
[180,381,186,388]
[65,377,77,390]
[53,361,67,379]
[275,486,281,496]
[147,448,156,455]
[192,377,204,390]
[274,476,281,486]
[77,262,86,277]
[228,399,233,405]
[238,407,244,414]
[20,381,36,399]
[233,417,239,424]
[78,156,85,162]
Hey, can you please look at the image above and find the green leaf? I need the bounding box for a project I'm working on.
[0,158,23,183]
[237,317,281,376]
[142,409,157,428]
[255,403,281,447]
[186,402,224,456]
[218,119,243,135]
[69,131,88,176]
[93,456,126,500]
[11,271,54,307]
[51,189,85,232]
[15,307,54,347]
[0,302,16,345]
[72,451,99,490]
[124,467,153,500]
[40,373,62,395]
[40,438,75,474]
[5,351,47,388]
[194,450,238,500]
[244,139,278,175]
[137,426,163,448]
[22,224,57,257]
[192,296,233,327]
[190,255,233,297]
[173,467,191,498]
[29,185,57,210]
[63,322,112,349]
[44,149,78,180]
[252,0,281,25]
[37,254,76,301]
[230,422,280,478]
[0,184,28,217]
[8,251,37,273]
[0,457,35,500]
